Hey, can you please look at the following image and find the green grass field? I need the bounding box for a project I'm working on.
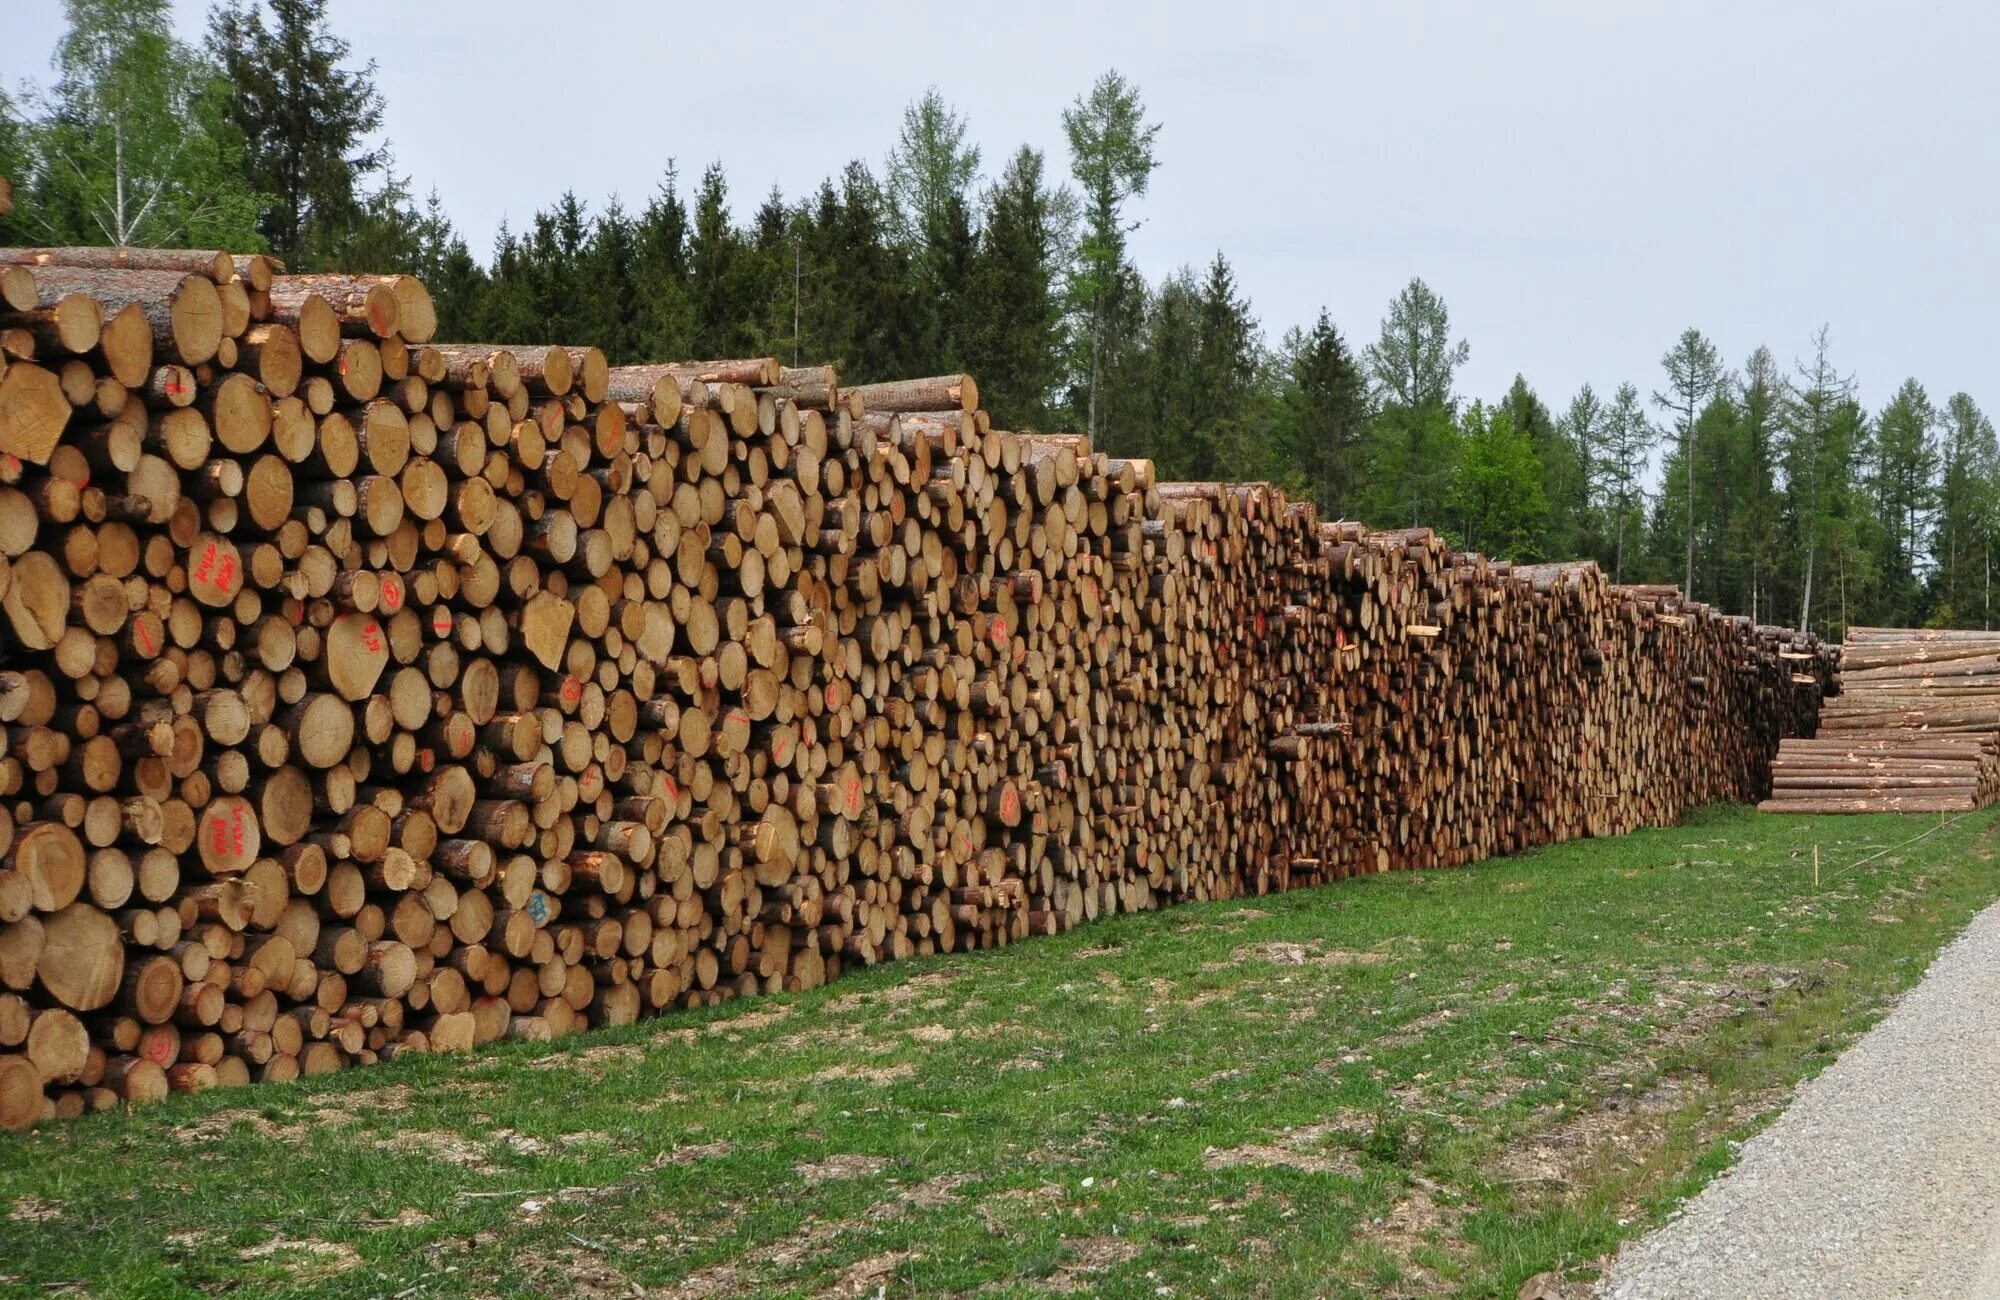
[2,805,1995,1299]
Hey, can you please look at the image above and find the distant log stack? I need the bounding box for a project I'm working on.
[0,247,1831,1129]
[1760,626,2000,813]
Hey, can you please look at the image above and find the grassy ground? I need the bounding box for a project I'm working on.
[2,805,1997,1299]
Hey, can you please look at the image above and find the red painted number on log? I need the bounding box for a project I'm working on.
[990,616,1008,645]
[1001,789,1018,821]
[560,677,580,704]
[380,575,402,611]
[360,622,382,655]
[208,806,243,858]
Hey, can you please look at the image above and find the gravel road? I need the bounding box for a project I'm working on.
[1600,898,2000,1299]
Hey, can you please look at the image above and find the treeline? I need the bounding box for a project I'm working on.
[3,0,1996,638]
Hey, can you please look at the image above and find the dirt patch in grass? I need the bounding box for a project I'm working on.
[708,1006,793,1035]
[652,1140,734,1167]
[870,1173,976,1220]
[1039,1235,1141,1291]
[180,1108,323,1144]
[526,1043,646,1073]
[1225,940,1391,969]
[661,1259,749,1299]
[7,1197,59,1223]
[978,1183,1067,1235]
[518,1242,642,1299]
[1356,1182,1465,1289]
[363,1207,433,1228]
[812,1061,916,1086]
[1492,1077,1696,1193]
[238,1234,362,1278]
[1205,1141,1360,1177]
[796,1154,890,1184]
[818,1250,917,1298]
[382,1129,499,1172]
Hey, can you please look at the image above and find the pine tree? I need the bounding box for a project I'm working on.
[1364,277,1468,412]
[208,0,385,263]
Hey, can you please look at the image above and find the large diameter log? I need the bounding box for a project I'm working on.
[604,366,684,427]
[0,361,71,463]
[4,552,70,649]
[0,1054,40,1131]
[2,283,103,356]
[268,274,398,340]
[36,902,124,1011]
[18,267,223,365]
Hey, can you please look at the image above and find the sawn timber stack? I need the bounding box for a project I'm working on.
[0,247,1831,1130]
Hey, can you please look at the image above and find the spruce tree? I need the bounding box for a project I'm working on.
[1274,310,1370,517]
[208,0,386,263]
[1501,376,1583,557]
[1870,379,1940,623]
[1932,394,1998,626]
[632,165,695,362]
[1361,278,1468,526]
[1727,349,1784,623]
[958,147,1068,431]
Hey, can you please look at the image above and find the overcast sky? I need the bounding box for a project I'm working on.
[5,1,1994,424]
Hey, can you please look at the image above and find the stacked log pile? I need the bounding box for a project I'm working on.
[1760,626,2000,813]
[0,249,1830,1130]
